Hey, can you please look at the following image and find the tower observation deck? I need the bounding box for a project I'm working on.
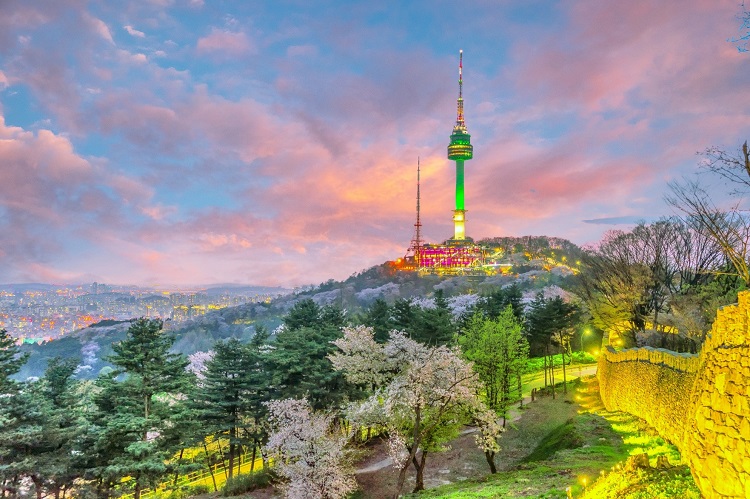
[447,50,473,242]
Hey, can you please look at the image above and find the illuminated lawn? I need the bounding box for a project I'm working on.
[405,376,700,499]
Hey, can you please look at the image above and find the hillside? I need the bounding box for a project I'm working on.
[15,235,581,379]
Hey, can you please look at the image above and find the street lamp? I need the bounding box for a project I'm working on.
[580,328,591,353]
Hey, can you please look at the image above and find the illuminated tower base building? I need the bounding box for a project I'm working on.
[392,50,488,277]
[447,50,473,243]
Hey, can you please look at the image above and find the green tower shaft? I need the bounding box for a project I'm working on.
[447,50,472,241]
[455,159,464,210]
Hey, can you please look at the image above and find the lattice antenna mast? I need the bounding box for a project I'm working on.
[415,157,422,248]
[407,158,423,265]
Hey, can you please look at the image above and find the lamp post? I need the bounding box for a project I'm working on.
[580,328,591,353]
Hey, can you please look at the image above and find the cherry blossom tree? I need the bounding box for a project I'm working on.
[264,398,357,499]
[330,326,502,497]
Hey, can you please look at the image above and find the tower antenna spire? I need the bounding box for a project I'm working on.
[456,49,465,127]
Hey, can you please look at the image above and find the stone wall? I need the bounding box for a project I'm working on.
[598,291,750,498]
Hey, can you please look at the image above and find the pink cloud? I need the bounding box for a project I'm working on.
[124,25,145,38]
[83,12,113,44]
[196,29,253,55]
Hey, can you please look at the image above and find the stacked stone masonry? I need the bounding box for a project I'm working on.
[598,291,750,498]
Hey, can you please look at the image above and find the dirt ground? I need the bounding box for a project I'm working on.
[354,429,491,499]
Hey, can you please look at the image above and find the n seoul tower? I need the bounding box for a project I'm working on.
[447,50,473,242]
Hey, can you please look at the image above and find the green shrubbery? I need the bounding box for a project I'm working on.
[222,469,276,496]
[525,351,596,373]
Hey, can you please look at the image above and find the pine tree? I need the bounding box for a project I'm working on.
[0,358,86,499]
[92,318,190,499]
[268,304,358,411]
[363,298,394,343]
[414,290,455,345]
[194,338,253,479]
[0,328,27,395]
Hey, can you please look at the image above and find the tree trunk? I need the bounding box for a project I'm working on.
[31,476,42,499]
[394,408,422,499]
[543,345,548,387]
[550,346,556,400]
[217,441,228,479]
[561,341,568,394]
[204,442,218,492]
[173,448,185,488]
[250,443,257,473]
[518,373,523,408]
[412,450,427,493]
[485,450,497,474]
[134,482,141,499]
[228,440,235,480]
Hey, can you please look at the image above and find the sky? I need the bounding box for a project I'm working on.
[0,0,749,287]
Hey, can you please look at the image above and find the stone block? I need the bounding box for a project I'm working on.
[741,418,750,440]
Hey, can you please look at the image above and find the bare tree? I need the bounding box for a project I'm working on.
[577,218,723,346]
[667,179,750,286]
[731,2,750,52]
[698,141,750,194]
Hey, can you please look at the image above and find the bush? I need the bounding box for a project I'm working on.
[222,469,276,497]
[187,484,211,495]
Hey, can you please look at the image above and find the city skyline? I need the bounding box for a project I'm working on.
[1,1,749,287]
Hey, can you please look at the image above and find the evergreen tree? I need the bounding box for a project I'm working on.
[194,338,253,479]
[283,299,322,330]
[0,358,86,499]
[526,295,580,397]
[392,298,417,336]
[363,298,394,343]
[477,284,524,321]
[91,318,191,499]
[268,304,358,411]
[0,328,29,497]
[413,290,455,346]
[267,324,356,411]
[0,328,27,395]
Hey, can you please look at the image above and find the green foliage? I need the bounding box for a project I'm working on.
[459,307,528,419]
[194,336,269,479]
[392,298,417,335]
[90,318,192,496]
[474,284,523,322]
[412,290,456,346]
[268,301,360,411]
[0,356,89,498]
[525,352,597,373]
[363,298,394,343]
[0,327,28,394]
[222,469,276,496]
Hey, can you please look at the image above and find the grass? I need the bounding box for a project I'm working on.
[522,417,583,463]
[525,352,597,374]
[404,376,700,499]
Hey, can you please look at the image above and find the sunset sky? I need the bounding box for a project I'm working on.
[1,1,749,287]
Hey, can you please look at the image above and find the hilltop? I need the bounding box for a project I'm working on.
[15,235,582,380]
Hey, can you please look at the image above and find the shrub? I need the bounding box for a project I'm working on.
[187,484,211,495]
[222,469,276,497]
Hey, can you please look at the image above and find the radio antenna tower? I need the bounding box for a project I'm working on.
[406,158,423,265]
